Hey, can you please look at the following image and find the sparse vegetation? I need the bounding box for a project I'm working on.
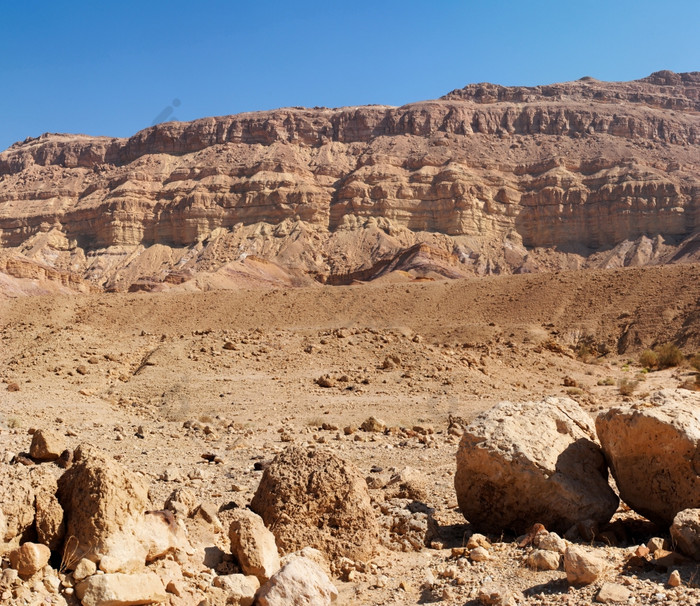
[656,343,683,369]
[639,349,658,369]
[597,377,615,386]
[618,377,638,396]
[565,387,584,396]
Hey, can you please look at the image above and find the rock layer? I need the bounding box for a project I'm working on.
[0,71,698,293]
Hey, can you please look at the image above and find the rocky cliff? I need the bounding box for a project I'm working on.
[0,70,698,294]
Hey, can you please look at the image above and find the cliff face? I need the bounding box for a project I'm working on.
[0,71,698,293]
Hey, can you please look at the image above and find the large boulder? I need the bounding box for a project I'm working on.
[455,397,618,534]
[596,389,700,525]
[57,443,158,571]
[250,446,380,561]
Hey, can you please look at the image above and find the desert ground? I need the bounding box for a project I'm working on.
[2,263,700,604]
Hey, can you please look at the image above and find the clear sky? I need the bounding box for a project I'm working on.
[1,0,698,152]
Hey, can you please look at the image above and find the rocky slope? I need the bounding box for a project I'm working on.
[0,70,698,293]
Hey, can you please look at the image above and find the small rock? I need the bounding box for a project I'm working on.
[212,574,259,606]
[9,542,51,578]
[466,533,491,550]
[469,546,491,562]
[535,531,567,554]
[228,509,280,583]
[647,536,668,554]
[564,545,605,585]
[667,569,682,587]
[75,571,167,606]
[478,583,516,606]
[29,429,66,461]
[596,582,631,603]
[73,558,97,581]
[360,417,386,433]
[256,556,338,606]
[670,508,700,560]
[526,549,560,571]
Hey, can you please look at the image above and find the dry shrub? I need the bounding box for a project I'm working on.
[639,349,658,369]
[618,378,638,396]
[656,343,683,369]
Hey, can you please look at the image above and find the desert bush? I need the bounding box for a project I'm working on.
[618,377,638,396]
[639,349,658,369]
[656,343,683,369]
[597,377,615,386]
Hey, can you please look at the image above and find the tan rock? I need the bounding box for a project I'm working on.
[29,429,66,462]
[564,545,605,585]
[0,465,37,554]
[469,546,491,562]
[455,398,618,534]
[466,534,491,550]
[35,483,65,551]
[670,509,700,560]
[360,417,386,432]
[534,531,567,554]
[212,574,259,606]
[478,583,517,606]
[56,443,150,567]
[250,446,380,561]
[73,557,97,581]
[228,509,280,583]
[9,542,51,578]
[668,569,682,587]
[596,389,700,525]
[256,556,338,606]
[595,582,631,603]
[75,571,167,606]
[526,549,560,571]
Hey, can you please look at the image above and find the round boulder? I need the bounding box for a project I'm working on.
[595,389,700,525]
[455,397,618,534]
[250,446,379,561]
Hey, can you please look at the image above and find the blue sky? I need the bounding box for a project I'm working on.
[1,0,697,152]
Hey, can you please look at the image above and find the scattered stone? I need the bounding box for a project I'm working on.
[228,509,280,583]
[315,375,335,388]
[250,446,380,561]
[564,545,605,585]
[29,429,66,461]
[256,556,338,606]
[596,389,700,525]
[75,571,167,606]
[647,536,668,554]
[526,549,560,570]
[6,382,20,392]
[360,417,386,433]
[9,542,51,578]
[466,533,491,550]
[455,397,618,534]
[534,531,567,554]
[595,582,631,603]
[76,365,88,375]
[668,569,682,587]
[670,508,700,560]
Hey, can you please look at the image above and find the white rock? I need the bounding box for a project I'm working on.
[256,556,338,606]
[75,571,167,606]
[564,545,605,585]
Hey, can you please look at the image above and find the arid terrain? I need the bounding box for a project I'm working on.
[1,71,700,605]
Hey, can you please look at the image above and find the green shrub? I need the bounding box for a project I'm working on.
[639,349,658,369]
[656,343,683,369]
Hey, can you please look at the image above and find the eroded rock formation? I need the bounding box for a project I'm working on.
[0,71,698,293]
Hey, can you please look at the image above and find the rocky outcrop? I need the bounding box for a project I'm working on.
[454,397,618,534]
[596,389,700,525]
[250,446,380,561]
[0,72,698,292]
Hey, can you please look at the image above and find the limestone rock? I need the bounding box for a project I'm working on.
[212,574,259,606]
[595,582,631,603]
[75,571,167,606]
[29,429,66,462]
[360,417,386,433]
[670,508,700,560]
[34,470,65,551]
[9,542,51,578]
[0,465,36,554]
[56,443,150,567]
[256,556,338,606]
[228,509,280,583]
[478,583,517,606]
[596,390,700,525]
[564,545,605,585]
[455,397,618,534]
[73,558,97,581]
[250,446,380,561]
[526,549,560,571]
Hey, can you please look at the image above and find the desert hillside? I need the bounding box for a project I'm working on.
[0,71,698,294]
